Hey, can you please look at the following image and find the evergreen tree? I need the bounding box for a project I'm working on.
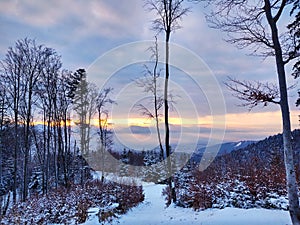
[72,69,89,156]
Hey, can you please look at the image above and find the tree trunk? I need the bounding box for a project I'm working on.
[165,30,176,204]
[13,78,20,204]
[0,96,4,196]
[63,113,69,188]
[42,110,46,195]
[23,81,34,202]
[46,116,51,196]
[99,111,105,182]
[154,90,164,159]
[13,113,18,204]
[264,1,300,224]
[153,37,164,159]
[53,122,58,189]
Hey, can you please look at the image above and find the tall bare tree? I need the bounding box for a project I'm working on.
[0,85,8,192]
[204,0,300,223]
[0,81,11,217]
[96,87,114,182]
[145,0,194,205]
[1,38,63,201]
[86,83,98,154]
[57,70,75,188]
[1,41,23,203]
[136,37,164,159]
[22,40,62,201]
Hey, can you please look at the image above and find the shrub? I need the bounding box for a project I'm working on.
[2,179,144,225]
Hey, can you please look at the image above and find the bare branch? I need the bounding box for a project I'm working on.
[274,0,287,22]
[134,103,155,119]
[224,76,280,110]
[144,0,191,34]
[292,60,300,78]
[204,0,295,58]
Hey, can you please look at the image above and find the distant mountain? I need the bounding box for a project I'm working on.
[226,129,300,165]
[209,140,256,156]
[129,125,151,134]
[189,129,300,167]
[190,140,256,164]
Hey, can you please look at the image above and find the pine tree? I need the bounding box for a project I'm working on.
[72,69,89,156]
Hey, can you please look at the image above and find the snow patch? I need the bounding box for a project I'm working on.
[235,142,242,147]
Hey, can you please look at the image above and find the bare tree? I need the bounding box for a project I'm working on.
[0,85,8,193]
[1,38,63,201]
[86,83,98,154]
[0,39,101,206]
[96,88,114,182]
[0,83,11,217]
[1,41,23,203]
[22,39,61,201]
[136,37,164,159]
[57,70,75,188]
[203,0,300,223]
[35,50,62,194]
[145,0,195,205]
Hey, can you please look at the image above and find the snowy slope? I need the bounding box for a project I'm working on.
[83,183,292,225]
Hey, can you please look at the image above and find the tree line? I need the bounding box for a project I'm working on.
[0,0,299,224]
[0,38,113,212]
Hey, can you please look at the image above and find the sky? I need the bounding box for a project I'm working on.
[0,0,299,150]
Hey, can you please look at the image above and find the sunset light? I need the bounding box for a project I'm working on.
[1,0,299,224]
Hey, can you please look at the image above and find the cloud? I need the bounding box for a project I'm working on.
[1,0,298,146]
[172,4,281,83]
[0,0,150,40]
[0,0,65,26]
[0,0,156,71]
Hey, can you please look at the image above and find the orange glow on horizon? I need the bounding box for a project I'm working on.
[199,110,299,131]
[32,110,299,132]
[33,120,75,127]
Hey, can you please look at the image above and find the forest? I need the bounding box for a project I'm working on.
[0,0,300,224]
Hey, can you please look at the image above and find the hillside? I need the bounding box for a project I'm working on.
[174,129,300,210]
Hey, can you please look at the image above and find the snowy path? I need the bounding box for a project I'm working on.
[85,183,292,225]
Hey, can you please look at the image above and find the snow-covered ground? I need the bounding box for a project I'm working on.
[82,183,292,225]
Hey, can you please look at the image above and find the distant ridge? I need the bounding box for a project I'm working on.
[190,129,300,166]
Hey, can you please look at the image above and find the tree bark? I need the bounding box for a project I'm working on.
[13,110,18,203]
[23,75,34,202]
[165,29,176,204]
[264,0,300,224]
[153,38,164,159]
